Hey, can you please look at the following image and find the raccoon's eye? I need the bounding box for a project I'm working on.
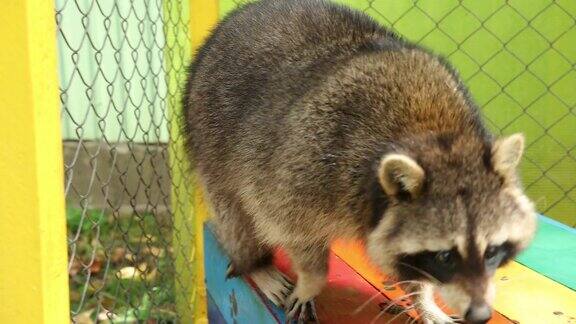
[485,246,499,261]
[485,242,514,269]
[435,250,456,267]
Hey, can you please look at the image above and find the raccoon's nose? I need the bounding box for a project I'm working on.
[464,302,492,324]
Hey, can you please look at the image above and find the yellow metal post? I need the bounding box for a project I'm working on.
[0,1,70,323]
[166,0,218,323]
[190,0,220,51]
[190,2,219,323]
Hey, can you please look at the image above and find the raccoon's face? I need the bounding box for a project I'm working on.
[366,133,537,322]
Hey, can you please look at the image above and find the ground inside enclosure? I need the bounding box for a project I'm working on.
[68,207,176,323]
[64,141,180,323]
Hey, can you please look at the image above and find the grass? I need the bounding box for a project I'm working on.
[67,207,177,323]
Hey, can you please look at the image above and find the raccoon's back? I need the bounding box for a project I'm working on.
[183,0,399,171]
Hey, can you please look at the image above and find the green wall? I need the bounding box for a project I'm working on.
[220,0,576,226]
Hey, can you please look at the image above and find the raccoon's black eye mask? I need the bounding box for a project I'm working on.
[484,241,516,273]
[396,242,516,283]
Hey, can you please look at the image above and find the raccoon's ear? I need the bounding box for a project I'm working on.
[492,133,524,177]
[378,154,425,198]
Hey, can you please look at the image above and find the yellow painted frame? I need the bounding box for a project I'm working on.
[0,1,70,323]
[166,0,218,323]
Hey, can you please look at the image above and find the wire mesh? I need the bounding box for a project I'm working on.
[57,0,194,322]
[57,0,576,323]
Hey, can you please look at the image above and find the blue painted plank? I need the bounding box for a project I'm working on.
[516,215,576,290]
[208,292,227,324]
[204,224,282,324]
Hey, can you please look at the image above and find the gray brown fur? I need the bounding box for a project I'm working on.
[183,0,536,322]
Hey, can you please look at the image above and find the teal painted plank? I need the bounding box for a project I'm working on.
[516,215,576,290]
[204,224,282,324]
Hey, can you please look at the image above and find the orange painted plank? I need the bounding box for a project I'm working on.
[272,249,415,323]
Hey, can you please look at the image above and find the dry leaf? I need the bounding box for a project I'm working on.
[97,309,117,321]
[117,267,137,279]
[89,259,102,274]
[72,309,94,324]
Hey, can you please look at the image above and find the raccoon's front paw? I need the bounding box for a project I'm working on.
[284,271,326,323]
[285,292,318,324]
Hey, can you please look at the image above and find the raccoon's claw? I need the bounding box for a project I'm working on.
[225,263,238,279]
[285,296,318,324]
[251,266,294,307]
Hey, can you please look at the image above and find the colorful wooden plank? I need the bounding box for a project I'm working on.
[516,215,576,290]
[205,224,415,323]
[494,262,576,324]
[206,222,576,324]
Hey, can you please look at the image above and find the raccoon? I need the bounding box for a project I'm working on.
[183,0,537,323]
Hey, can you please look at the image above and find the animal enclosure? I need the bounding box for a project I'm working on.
[1,0,575,323]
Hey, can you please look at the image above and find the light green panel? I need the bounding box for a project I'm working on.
[220,0,575,226]
[516,216,576,290]
[57,0,169,143]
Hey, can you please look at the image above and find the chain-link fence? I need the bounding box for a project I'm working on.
[57,0,195,322]
[57,0,576,323]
